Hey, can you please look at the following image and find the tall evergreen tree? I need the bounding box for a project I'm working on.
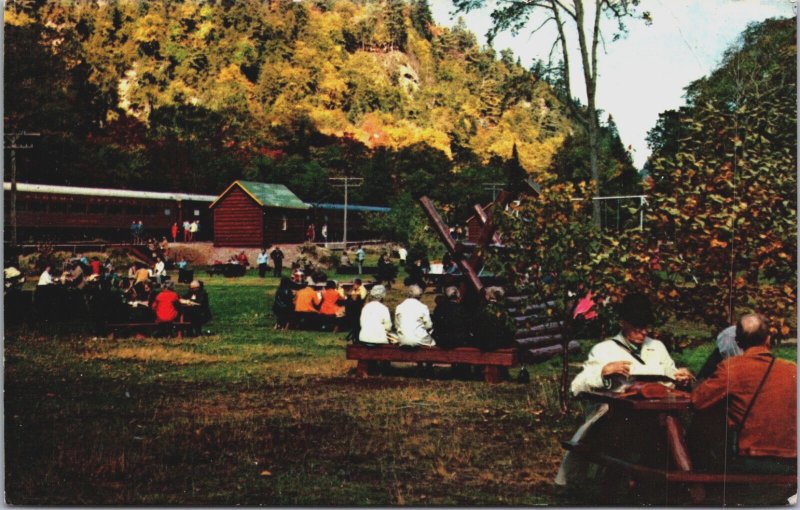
[385,0,407,51]
[410,0,433,40]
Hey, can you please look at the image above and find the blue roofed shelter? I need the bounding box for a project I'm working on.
[210,180,309,247]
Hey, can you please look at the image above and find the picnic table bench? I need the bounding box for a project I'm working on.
[561,390,797,503]
[104,317,191,339]
[346,344,518,383]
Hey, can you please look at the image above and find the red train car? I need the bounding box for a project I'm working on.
[3,182,216,243]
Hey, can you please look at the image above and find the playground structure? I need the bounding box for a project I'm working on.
[348,188,581,408]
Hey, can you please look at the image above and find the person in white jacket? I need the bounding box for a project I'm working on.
[395,284,434,347]
[359,285,394,345]
[153,257,166,284]
[556,292,693,488]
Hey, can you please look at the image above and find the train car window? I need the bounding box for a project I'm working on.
[49,203,67,213]
[193,209,200,216]
[107,204,123,214]
[164,208,171,216]
[69,203,87,213]
[126,205,140,215]
[88,204,105,214]
[143,206,159,215]
[28,201,45,212]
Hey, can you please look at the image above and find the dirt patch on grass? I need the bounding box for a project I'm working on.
[86,346,237,365]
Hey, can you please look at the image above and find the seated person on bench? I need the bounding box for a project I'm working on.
[359,285,394,345]
[690,313,796,476]
[294,283,321,328]
[555,293,693,487]
[272,277,296,330]
[395,284,434,347]
[431,286,472,348]
[151,282,182,336]
[182,280,211,336]
[696,324,743,380]
[345,279,368,340]
[320,280,345,331]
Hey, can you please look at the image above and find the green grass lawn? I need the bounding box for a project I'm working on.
[4,269,796,505]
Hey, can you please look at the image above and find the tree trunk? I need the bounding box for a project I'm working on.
[587,103,601,227]
[574,0,603,228]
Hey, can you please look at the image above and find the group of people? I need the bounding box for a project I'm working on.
[177,220,201,242]
[34,256,210,336]
[356,283,514,349]
[271,274,369,333]
[255,247,284,278]
[124,278,211,336]
[305,222,329,243]
[557,293,796,496]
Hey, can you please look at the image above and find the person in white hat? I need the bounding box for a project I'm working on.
[358,285,394,345]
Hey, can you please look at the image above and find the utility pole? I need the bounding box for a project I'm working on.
[481,182,505,202]
[5,131,40,246]
[329,177,363,248]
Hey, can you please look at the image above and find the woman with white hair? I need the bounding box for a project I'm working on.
[358,285,394,345]
[395,284,434,347]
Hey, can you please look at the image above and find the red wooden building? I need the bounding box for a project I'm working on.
[210,180,309,247]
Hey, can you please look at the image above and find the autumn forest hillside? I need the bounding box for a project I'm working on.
[4,0,639,218]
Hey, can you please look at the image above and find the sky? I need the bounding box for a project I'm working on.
[429,0,796,169]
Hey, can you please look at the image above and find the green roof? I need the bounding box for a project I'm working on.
[213,180,309,210]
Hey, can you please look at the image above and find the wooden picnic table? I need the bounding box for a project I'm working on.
[564,390,797,503]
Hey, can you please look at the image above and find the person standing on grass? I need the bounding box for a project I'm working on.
[182,220,190,242]
[356,245,365,275]
[270,246,284,277]
[257,248,269,278]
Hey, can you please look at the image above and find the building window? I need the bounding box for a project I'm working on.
[281,215,288,231]
[194,209,200,216]
[164,208,171,216]
[69,202,87,213]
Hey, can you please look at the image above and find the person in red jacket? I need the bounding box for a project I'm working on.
[690,313,796,478]
[151,282,182,336]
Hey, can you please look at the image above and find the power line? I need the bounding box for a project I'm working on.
[5,131,41,246]
[481,182,505,201]
[329,177,363,247]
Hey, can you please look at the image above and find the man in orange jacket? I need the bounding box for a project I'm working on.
[691,313,796,476]
[293,284,321,329]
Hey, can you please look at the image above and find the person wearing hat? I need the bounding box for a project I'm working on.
[555,292,693,488]
[183,280,211,336]
[570,292,693,395]
[358,285,395,345]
